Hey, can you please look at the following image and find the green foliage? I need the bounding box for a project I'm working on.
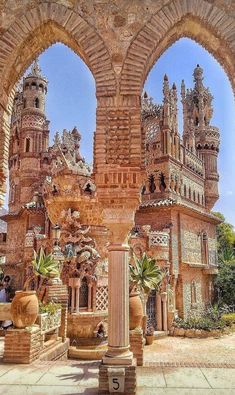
[213,212,235,260]
[129,253,163,295]
[221,313,235,326]
[32,247,60,278]
[174,316,226,331]
[215,261,235,306]
[39,300,62,315]
[174,306,235,331]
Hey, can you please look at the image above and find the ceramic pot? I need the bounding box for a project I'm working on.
[129,291,143,330]
[10,290,39,329]
[145,335,154,345]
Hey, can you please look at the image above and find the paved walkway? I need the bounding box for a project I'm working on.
[0,360,234,394]
[0,334,234,394]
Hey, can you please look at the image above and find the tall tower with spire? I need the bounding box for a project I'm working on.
[9,59,50,212]
[181,65,220,209]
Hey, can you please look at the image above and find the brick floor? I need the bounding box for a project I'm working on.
[144,332,235,368]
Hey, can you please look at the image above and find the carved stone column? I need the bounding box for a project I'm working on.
[88,283,92,312]
[102,209,136,366]
[161,292,168,331]
[103,243,133,365]
[156,293,162,331]
[75,286,80,314]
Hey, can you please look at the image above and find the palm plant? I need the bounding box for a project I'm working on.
[129,252,163,315]
[24,248,60,297]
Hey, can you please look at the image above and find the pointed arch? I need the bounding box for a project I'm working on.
[0,3,116,102]
[120,1,235,95]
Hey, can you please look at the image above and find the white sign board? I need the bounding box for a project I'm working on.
[108,367,125,393]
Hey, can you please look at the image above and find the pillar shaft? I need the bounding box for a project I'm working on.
[156,293,162,331]
[75,287,80,313]
[103,243,133,365]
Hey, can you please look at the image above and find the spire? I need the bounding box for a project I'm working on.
[181,80,185,99]
[193,64,204,89]
[26,58,46,80]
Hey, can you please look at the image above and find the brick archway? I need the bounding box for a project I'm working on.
[0,2,117,203]
[120,1,235,95]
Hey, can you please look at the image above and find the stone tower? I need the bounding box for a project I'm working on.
[9,59,50,212]
[181,65,220,209]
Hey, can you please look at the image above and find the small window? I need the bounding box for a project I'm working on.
[189,187,191,200]
[201,232,209,265]
[25,138,30,153]
[35,98,39,108]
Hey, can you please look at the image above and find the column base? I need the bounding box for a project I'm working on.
[99,360,136,395]
[103,346,133,365]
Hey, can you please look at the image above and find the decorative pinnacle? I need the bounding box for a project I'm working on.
[193,64,204,84]
[30,58,42,77]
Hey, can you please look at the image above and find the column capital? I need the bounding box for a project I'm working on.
[108,243,130,252]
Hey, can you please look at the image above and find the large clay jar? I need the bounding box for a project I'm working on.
[129,292,144,330]
[10,290,39,329]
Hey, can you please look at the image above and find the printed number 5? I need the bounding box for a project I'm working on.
[112,378,120,391]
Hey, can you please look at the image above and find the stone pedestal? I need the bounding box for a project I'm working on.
[3,326,42,363]
[102,243,133,365]
[44,284,68,342]
[99,362,137,395]
[130,328,144,366]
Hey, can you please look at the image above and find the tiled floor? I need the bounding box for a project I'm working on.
[0,334,234,394]
[0,361,234,394]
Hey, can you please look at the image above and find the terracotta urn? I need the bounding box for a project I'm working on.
[129,291,144,330]
[10,290,39,329]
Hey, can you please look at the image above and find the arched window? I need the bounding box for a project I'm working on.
[193,191,196,201]
[25,137,31,153]
[79,278,88,308]
[35,98,39,108]
[201,232,209,265]
[184,184,187,197]
[10,183,16,203]
[198,192,200,204]
[23,98,27,108]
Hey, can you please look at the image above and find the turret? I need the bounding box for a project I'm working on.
[8,59,50,212]
[181,65,220,209]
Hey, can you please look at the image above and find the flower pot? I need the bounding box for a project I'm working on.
[129,292,143,330]
[145,335,154,345]
[10,290,39,329]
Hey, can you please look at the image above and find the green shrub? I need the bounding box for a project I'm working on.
[39,300,62,315]
[221,313,235,326]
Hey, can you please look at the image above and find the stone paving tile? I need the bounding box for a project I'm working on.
[0,363,15,376]
[0,364,51,385]
[201,368,235,389]
[163,367,211,388]
[137,388,235,395]
[137,366,166,387]
[0,385,98,394]
[36,362,99,388]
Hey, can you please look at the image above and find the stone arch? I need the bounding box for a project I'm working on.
[120,1,235,95]
[0,3,116,100]
[0,2,117,204]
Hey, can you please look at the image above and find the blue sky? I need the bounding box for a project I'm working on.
[8,39,235,225]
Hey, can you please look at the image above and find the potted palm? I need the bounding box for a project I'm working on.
[11,248,61,329]
[129,253,163,332]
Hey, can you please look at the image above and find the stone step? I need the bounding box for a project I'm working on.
[154,331,168,339]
